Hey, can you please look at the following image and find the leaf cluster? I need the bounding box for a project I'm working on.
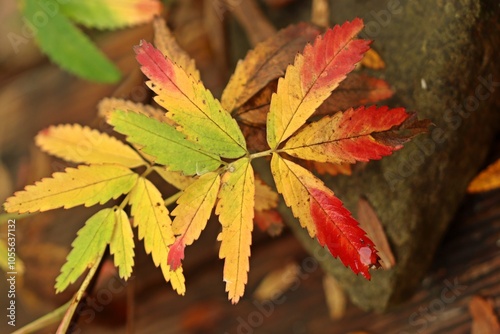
[4,18,428,303]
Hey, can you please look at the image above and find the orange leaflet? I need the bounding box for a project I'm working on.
[271,154,379,278]
[283,106,410,164]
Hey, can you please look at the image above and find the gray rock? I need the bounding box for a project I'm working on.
[261,0,500,311]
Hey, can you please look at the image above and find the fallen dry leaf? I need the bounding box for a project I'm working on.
[360,48,386,69]
[469,295,500,334]
[253,262,300,301]
[322,274,346,320]
[357,198,396,270]
[468,158,500,193]
[311,0,330,28]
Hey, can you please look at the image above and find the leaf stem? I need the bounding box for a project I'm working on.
[13,254,103,334]
[12,301,71,334]
[164,191,182,207]
[249,149,275,160]
[56,255,102,334]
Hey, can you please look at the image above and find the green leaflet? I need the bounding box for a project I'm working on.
[55,208,116,292]
[108,110,222,175]
[23,0,121,83]
[59,0,161,30]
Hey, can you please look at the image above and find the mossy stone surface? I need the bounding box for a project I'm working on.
[251,0,500,311]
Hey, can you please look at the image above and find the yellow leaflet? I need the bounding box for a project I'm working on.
[215,158,255,304]
[110,209,135,280]
[154,167,195,191]
[171,172,220,244]
[55,208,116,292]
[4,164,138,214]
[270,154,318,237]
[153,17,201,80]
[129,177,185,294]
[36,124,145,168]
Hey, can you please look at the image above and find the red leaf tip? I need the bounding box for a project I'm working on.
[167,239,185,270]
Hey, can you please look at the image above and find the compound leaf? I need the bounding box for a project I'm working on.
[271,154,379,279]
[4,164,138,214]
[36,124,145,168]
[55,208,116,292]
[23,0,121,83]
[110,208,135,280]
[108,110,221,175]
[168,172,220,269]
[216,158,255,303]
[283,106,410,164]
[134,40,247,158]
[267,18,369,148]
[129,177,185,294]
[60,0,162,30]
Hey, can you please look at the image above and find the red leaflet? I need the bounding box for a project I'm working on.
[310,188,379,278]
[168,238,185,270]
[271,154,380,278]
[283,106,410,164]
